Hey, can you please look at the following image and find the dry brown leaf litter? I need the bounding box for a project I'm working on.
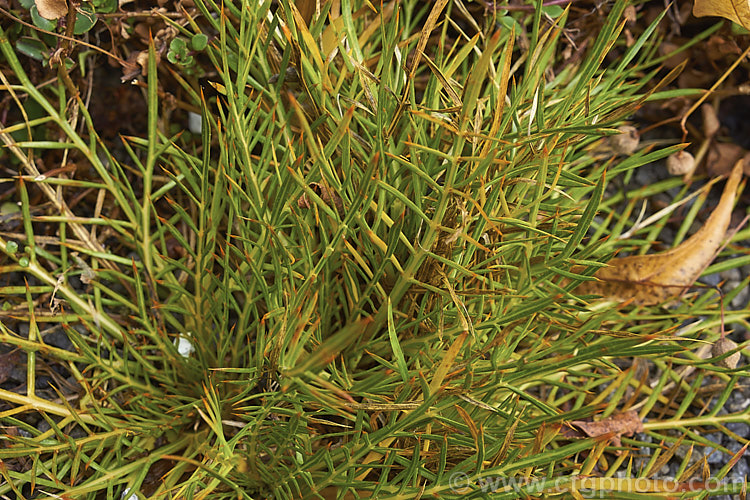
[693,0,750,29]
[578,160,743,306]
[562,410,644,449]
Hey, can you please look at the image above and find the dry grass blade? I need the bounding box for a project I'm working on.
[386,0,450,137]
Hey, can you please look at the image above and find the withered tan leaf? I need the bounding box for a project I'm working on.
[693,0,750,29]
[563,410,644,448]
[35,0,68,20]
[580,160,743,306]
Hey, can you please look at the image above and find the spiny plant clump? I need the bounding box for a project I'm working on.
[0,0,748,498]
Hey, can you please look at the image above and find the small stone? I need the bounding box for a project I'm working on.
[68,426,87,439]
[725,441,745,465]
[712,337,741,369]
[720,268,742,284]
[704,431,724,447]
[44,329,74,351]
[175,335,195,357]
[726,455,750,479]
[674,443,691,460]
[706,449,724,465]
[731,287,750,310]
[610,125,640,155]
[701,273,722,287]
[35,376,53,390]
[728,391,750,412]
[659,463,671,476]
[726,422,750,438]
[667,151,696,176]
[706,143,744,176]
[37,419,51,433]
[659,42,689,69]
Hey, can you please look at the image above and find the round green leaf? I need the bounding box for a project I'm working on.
[498,15,521,33]
[74,5,97,35]
[30,5,57,31]
[542,5,565,18]
[92,0,118,13]
[16,38,48,61]
[191,33,208,51]
[0,202,20,216]
[170,37,188,52]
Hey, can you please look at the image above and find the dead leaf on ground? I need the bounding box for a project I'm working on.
[297,182,344,217]
[702,103,720,138]
[35,0,67,20]
[658,42,690,70]
[578,161,743,306]
[706,35,742,64]
[706,142,746,176]
[562,410,644,448]
[0,350,20,384]
[693,0,750,29]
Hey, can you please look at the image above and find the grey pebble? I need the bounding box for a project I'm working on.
[702,273,722,287]
[720,268,742,284]
[43,329,75,351]
[725,422,750,438]
[728,392,750,413]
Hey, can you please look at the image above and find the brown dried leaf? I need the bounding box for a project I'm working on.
[563,411,644,448]
[706,142,746,177]
[659,42,689,70]
[705,35,742,64]
[297,193,311,209]
[35,0,67,20]
[295,0,316,26]
[579,161,743,306]
[120,52,141,82]
[702,103,721,138]
[0,350,20,384]
[297,183,344,216]
[693,0,750,29]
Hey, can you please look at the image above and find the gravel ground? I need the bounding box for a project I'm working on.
[616,119,750,497]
